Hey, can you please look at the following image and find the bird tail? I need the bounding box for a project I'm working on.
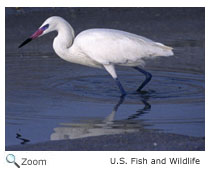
[154,43,174,56]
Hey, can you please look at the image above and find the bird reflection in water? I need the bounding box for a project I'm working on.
[50,95,152,141]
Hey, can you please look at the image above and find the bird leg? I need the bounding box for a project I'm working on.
[103,64,127,96]
[133,67,152,92]
[115,78,127,96]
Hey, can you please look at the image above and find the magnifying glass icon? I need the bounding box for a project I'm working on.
[6,154,20,168]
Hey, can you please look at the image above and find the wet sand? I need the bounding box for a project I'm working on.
[5,8,205,150]
[6,131,204,151]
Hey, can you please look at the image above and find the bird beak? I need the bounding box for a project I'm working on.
[18,28,44,48]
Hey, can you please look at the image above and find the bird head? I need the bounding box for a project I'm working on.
[18,16,62,48]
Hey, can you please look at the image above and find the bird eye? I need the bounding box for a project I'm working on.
[41,24,49,31]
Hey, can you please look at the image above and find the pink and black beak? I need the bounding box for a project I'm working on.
[18,24,49,48]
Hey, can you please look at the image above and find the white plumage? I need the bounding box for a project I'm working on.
[73,29,173,66]
[19,16,174,96]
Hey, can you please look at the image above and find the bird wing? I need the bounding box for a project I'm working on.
[74,29,173,66]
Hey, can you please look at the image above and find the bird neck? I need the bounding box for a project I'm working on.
[53,23,75,60]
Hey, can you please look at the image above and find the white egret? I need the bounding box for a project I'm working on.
[19,16,174,96]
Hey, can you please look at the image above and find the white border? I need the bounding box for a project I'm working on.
[1,0,206,7]
[1,0,209,171]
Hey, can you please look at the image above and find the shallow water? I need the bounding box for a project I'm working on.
[5,7,205,146]
[5,53,204,146]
